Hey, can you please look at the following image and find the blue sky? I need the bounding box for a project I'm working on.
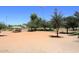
[0,6,79,25]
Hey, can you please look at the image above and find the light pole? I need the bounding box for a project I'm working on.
[5,16,7,26]
[5,16,8,30]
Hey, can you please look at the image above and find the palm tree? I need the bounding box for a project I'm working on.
[51,9,62,37]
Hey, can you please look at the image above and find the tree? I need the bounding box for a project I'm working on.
[47,21,53,31]
[7,25,13,31]
[62,17,70,34]
[74,11,79,20]
[30,13,38,21]
[74,11,79,29]
[0,22,7,32]
[36,17,42,28]
[27,21,34,31]
[27,13,39,31]
[41,20,47,30]
[51,9,62,37]
[66,16,78,31]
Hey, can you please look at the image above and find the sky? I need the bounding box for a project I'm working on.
[0,6,79,25]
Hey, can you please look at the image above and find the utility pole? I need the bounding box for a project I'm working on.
[6,16,7,26]
[5,16,8,30]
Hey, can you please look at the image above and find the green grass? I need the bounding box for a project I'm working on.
[69,32,79,35]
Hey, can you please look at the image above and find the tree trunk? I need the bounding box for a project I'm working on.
[56,29,59,37]
[30,28,32,31]
[34,28,37,31]
[72,27,75,31]
[78,35,79,38]
[0,30,1,33]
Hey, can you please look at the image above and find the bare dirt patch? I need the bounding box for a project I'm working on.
[0,31,79,53]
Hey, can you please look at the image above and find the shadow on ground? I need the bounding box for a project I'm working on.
[0,35,7,37]
[59,32,67,34]
[60,32,79,36]
[49,35,63,38]
[68,32,79,36]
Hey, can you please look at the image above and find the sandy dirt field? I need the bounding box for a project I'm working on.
[0,31,79,53]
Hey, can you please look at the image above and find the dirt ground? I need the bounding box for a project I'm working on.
[0,30,79,53]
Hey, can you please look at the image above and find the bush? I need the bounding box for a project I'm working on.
[13,28,22,33]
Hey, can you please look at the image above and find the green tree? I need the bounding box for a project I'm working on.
[8,25,13,30]
[30,13,38,21]
[36,17,42,28]
[74,11,79,29]
[66,16,78,31]
[41,20,47,30]
[47,21,53,31]
[62,17,70,34]
[0,22,7,32]
[27,21,34,31]
[27,13,39,31]
[51,9,62,37]
[74,11,79,20]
